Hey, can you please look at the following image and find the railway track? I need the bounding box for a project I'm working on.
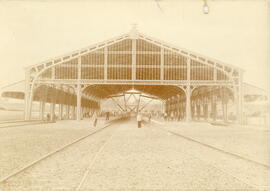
[146,121,270,190]
[75,126,117,191]
[149,120,270,170]
[0,117,125,185]
[166,130,270,170]
[1,119,267,190]
[0,120,50,128]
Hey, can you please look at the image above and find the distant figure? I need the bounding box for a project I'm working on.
[53,114,57,122]
[137,113,142,128]
[88,111,92,118]
[46,113,50,122]
[93,112,98,127]
[148,114,151,122]
[105,112,110,120]
[164,112,168,121]
[170,112,174,121]
[177,114,181,121]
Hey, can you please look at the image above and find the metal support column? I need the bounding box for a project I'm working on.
[49,67,56,121]
[185,58,191,122]
[66,104,70,119]
[24,70,31,120]
[177,94,180,120]
[167,98,170,114]
[222,89,228,122]
[39,101,45,120]
[185,86,191,122]
[238,72,243,125]
[203,97,208,121]
[76,87,82,120]
[223,101,228,122]
[71,105,75,120]
[50,102,55,121]
[211,95,217,121]
[59,104,63,120]
[76,56,82,121]
[196,99,201,120]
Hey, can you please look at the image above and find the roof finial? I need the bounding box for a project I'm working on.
[131,23,138,31]
[130,23,138,39]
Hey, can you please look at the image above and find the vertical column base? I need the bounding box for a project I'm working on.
[185,86,191,122]
[67,105,70,120]
[76,85,82,121]
[40,101,45,120]
[50,103,55,122]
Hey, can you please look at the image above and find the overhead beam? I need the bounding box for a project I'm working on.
[140,94,158,100]
[139,99,154,112]
[106,94,124,99]
[110,97,125,112]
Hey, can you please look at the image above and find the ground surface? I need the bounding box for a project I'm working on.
[0,119,269,191]
[152,119,270,166]
[0,118,107,179]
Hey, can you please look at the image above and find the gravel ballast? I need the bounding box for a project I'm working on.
[0,119,267,190]
[151,120,270,190]
[0,120,120,191]
[80,120,255,191]
[0,118,109,180]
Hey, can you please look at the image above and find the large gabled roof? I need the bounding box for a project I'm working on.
[25,27,243,74]
[2,28,249,102]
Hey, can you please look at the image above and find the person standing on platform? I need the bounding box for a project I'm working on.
[148,113,151,122]
[137,112,142,128]
[105,111,110,120]
[170,112,174,121]
[93,111,98,127]
[46,113,50,122]
[164,112,168,121]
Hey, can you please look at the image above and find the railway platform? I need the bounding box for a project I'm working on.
[0,119,269,191]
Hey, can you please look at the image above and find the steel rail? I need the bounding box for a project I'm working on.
[146,121,269,190]
[75,125,117,191]
[150,120,270,170]
[0,117,123,183]
[0,120,51,129]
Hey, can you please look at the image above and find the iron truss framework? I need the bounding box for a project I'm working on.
[24,27,244,123]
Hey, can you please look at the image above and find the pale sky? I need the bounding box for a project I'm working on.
[0,0,269,90]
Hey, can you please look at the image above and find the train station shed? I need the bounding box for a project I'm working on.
[1,27,260,124]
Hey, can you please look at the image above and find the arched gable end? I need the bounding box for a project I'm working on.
[27,31,242,85]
